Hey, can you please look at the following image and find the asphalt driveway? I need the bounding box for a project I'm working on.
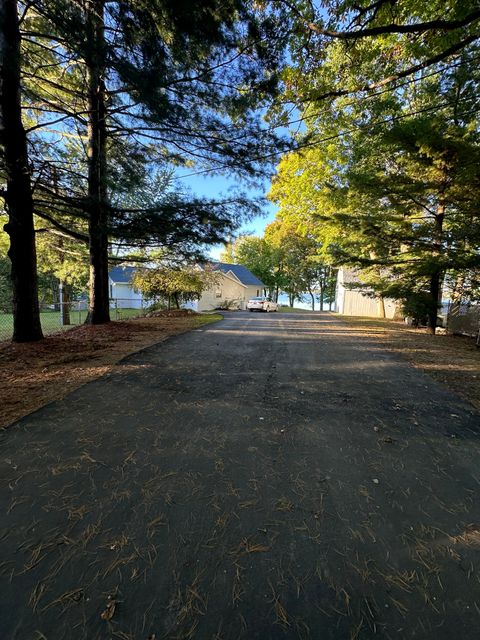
[1,311,479,639]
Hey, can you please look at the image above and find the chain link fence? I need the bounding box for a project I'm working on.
[446,303,480,344]
[0,299,148,342]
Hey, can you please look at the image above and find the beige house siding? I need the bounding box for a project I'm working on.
[197,274,264,311]
[336,268,399,319]
[341,289,397,318]
[245,284,263,299]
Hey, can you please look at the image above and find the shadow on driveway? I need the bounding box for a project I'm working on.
[1,312,479,639]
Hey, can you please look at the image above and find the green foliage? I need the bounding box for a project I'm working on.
[5,0,480,337]
[131,264,218,308]
[1,0,290,337]
[229,235,279,293]
[0,256,13,313]
[35,230,89,292]
[225,219,335,307]
[402,292,439,326]
[219,243,235,264]
[269,11,480,327]
[21,0,289,250]
[0,231,12,311]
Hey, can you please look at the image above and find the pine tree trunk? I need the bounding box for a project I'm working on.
[61,283,71,325]
[85,0,110,324]
[392,300,404,320]
[0,0,43,341]
[427,271,441,335]
[427,199,445,335]
[377,296,386,318]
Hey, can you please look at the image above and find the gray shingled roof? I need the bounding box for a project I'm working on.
[109,263,264,288]
[214,262,264,287]
[109,266,137,284]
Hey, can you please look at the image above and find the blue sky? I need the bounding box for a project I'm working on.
[177,171,278,260]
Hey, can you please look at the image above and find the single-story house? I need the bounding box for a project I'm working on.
[109,266,146,309]
[190,262,265,312]
[108,262,264,311]
[335,268,399,319]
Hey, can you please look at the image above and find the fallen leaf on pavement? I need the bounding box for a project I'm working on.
[100,599,116,621]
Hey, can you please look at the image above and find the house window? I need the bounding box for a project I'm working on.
[256,289,259,296]
[216,290,222,298]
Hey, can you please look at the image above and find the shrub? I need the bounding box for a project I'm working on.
[402,292,437,326]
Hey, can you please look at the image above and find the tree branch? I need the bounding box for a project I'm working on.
[306,33,480,102]
[33,210,89,242]
[293,7,480,39]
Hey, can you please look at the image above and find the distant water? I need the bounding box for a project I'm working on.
[183,293,335,312]
[277,292,334,311]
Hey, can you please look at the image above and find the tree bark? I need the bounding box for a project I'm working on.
[427,200,445,334]
[0,0,43,341]
[392,300,404,320]
[427,270,441,334]
[60,282,71,325]
[377,296,386,318]
[85,0,110,324]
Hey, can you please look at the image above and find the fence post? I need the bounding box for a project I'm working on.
[59,283,64,326]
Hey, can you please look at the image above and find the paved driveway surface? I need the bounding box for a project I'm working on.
[1,312,479,640]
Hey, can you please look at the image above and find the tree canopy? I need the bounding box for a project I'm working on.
[1,0,479,338]
[268,0,480,331]
[1,0,290,339]
[221,219,337,309]
[131,262,218,309]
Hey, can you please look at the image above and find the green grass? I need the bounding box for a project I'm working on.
[194,313,223,326]
[0,307,145,341]
[0,309,222,342]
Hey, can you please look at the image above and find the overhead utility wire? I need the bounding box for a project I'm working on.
[283,53,480,128]
[151,54,480,157]
[177,95,479,180]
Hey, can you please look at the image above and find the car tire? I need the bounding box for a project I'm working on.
[249,309,253,312]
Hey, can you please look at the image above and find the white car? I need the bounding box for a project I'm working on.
[247,296,278,312]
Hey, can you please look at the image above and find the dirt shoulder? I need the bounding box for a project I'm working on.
[337,314,480,409]
[0,310,221,429]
